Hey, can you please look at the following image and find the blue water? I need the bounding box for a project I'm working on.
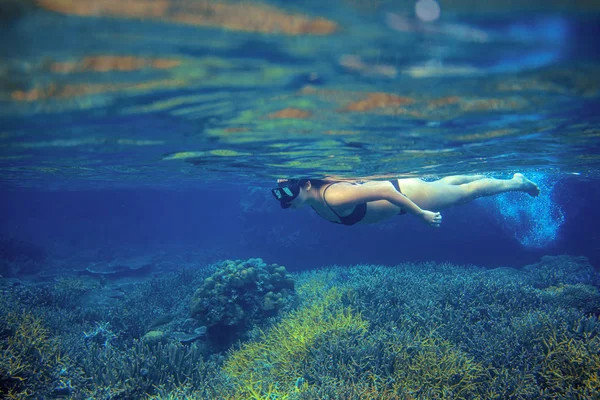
[1,1,600,398]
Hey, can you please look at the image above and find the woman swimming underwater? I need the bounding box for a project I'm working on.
[271,174,540,227]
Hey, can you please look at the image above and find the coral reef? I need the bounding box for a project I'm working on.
[538,327,600,398]
[1,254,599,398]
[190,258,296,345]
[51,276,101,309]
[540,283,600,315]
[111,267,210,339]
[0,237,46,277]
[224,285,368,398]
[524,255,600,288]
[0,312,65,398]
[76,339,223,399]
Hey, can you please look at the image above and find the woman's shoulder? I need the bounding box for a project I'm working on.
[323,180,361,191]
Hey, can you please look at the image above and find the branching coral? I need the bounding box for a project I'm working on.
[50,276,99,309]
[3,255,600,398]
[524,255,600,288]
[78,339,224,398]
[224,285,368,399]
[0,312,63,398]
[83,321,117,347]
[387,331,484,398]
[539,325,600,397]
[539,283,600,314]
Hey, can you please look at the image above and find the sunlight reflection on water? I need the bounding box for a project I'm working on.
[1,0,599,187]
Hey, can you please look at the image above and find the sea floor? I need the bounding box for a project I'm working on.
[1,252,599,399]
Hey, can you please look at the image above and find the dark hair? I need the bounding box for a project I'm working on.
[298,179,327,189]
[273,178,330,209]
[278,178,328,189]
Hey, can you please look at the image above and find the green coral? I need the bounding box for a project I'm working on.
[540,283,600,314]
[524,255,599,288]
[0,312,64,398]
[50,276,99,309]
[539,326,600,397]
[142,330,166,345]
[224,285,368,399]
[386,331,484,398]
[3,256,600,398]
[78,339,222,398]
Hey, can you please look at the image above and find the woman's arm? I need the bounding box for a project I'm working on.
[326,182,442,227]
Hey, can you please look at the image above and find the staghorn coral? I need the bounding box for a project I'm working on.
[0,312,64,398]
[540,283,600,314]
[524,255,600,288]
[50,276,100,309]
[112,267,211,339]
[539,325,600,398]
[295,322,485,399]
[77,339,224,398]
[3,255,600,398]
[387,331,484,398]
[291,258,600,398]
[83,321,117,348]
[224,284,368,398]
[147,381,233,400]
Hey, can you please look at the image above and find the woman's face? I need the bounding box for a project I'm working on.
[288,186,309,208]
[272,180,311,209]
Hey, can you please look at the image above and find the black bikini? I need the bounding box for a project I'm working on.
[316,180,407,226]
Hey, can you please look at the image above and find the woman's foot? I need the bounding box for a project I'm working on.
[514,173,540,197]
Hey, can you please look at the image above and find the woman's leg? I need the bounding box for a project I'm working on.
[436,175,486,185]
[399,173,539,210]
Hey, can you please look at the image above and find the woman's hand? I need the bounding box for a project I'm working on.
[421,210,442,228]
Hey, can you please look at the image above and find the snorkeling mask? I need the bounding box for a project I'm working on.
[271,179,300,208]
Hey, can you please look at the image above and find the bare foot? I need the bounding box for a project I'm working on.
[514,173,540,197]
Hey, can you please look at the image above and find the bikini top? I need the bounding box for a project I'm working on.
[313,180,406,226]
[321,182,367,226]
